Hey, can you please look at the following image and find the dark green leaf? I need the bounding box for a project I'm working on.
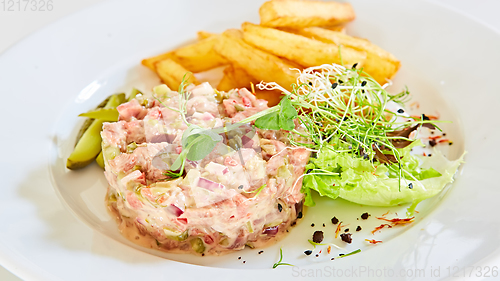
[179,124,223,163]
[185,134,219,161]
[279,116,295,131]
[170,149,188,171]
[181,125,202,147]
[254,112,281,130]
[182,125,222,147]
[254,96,298,131]
[278,97,298,131]
[279,96,298,119]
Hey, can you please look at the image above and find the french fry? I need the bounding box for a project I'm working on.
[142,36,226,73]
[321,25,346,33]
[197,30,217,40]
[214,31,298,91]
[292,27,401,83]
[217,64,259,92]
[218,64,283,106]
[242,22,366,69]
[223,28,244,39]
[172,36,227,73]
[255,89,283,107]
[155,58,199,90]
[141,52,175,71]
[259,0,355,28]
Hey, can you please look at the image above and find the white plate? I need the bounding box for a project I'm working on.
[1,0,499,280]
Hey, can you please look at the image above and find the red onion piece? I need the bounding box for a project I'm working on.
[167,204,184,217]
[228,235,246,249]
[135,218,148,235]
[198,177,223,191]
[203,235,214,244]
[262,225,279,236]
[177,218,188,224]
[136,217,147,226]
[150,133,176,143]
[241,135,254,148]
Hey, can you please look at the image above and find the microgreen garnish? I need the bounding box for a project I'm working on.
[307,240,343,250]
[338,248,361,258]
[242,184,267,197]
[308,239,328,248]
[272,248,293,269]
[254,64,444,203]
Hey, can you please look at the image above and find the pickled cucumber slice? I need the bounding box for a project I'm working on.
[190,238,205,254]
[95,151,104,169]
[66,94,123,170]
[128,88,142,101]
[74,96,110,146]
[79,108,119,121]
[116,93,126,104]
[74,118,94,147]
[96,96,111,108]
[73,94,125,146]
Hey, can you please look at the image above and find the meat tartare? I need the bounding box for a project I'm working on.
[101,82,309,255]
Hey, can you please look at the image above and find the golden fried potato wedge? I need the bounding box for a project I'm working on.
[322,25,346,33]
[142,36,226,73]
[214,31,298,90]
[218,64,284,106]
[259,0,355,28]
[172,36,227,73]
[155,58,199,90]
[242,22,365,69]
[293,27,401,83]
[197,30,217,40]
[223,28,244,39]
[141,52,175,71]
[255,89,284,107]
[217,64,259,92]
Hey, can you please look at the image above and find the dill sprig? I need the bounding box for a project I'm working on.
[307,239,328,248]
[242,184,267,197]
[338,248,361,258]
[272,248,293,269]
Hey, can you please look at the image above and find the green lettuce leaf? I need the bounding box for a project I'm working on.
[301,141,465,207]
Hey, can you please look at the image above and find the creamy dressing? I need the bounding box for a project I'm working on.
[102,83,309,255]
